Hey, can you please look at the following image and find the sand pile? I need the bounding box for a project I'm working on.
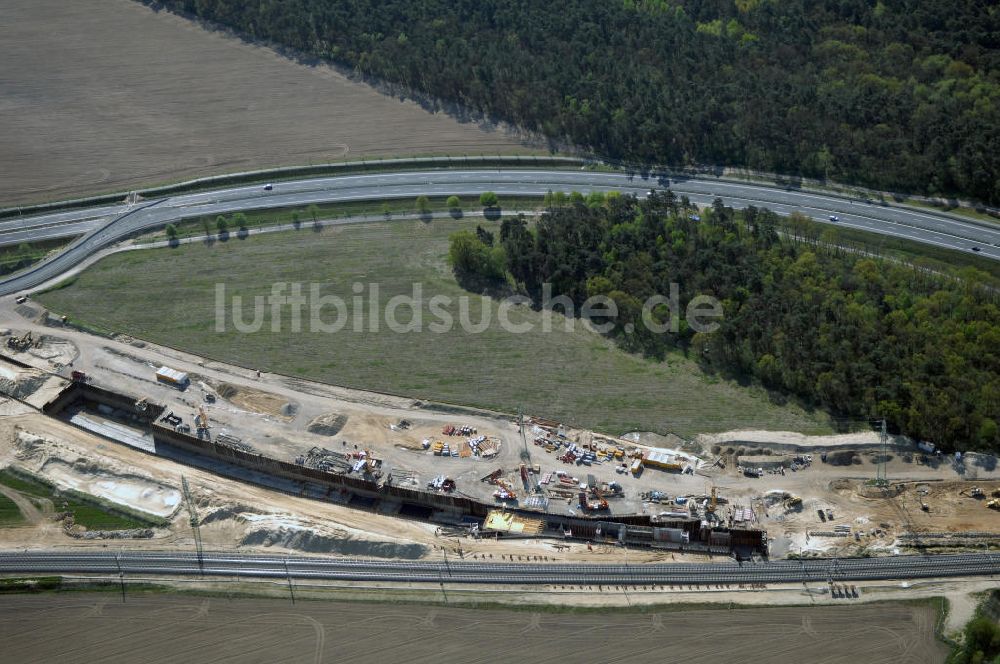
[200,503,262,525]
[0,366,48,401]
[13,430,50,461]
[239,516,427,559]
[697,429,906,452]
[306,413,348,436]
[216,382,293,420]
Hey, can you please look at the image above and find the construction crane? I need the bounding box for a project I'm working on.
[363,450,381,477]
[875,418,889,486]
[195,407,210,439]
[181,476,204,573]
[586,486,608,511]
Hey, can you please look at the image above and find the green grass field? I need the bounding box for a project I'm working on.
[0,469,159,531]
[0,493,24,526]
[38,218,834,437]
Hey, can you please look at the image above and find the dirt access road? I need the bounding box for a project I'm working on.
[0,0,528,206]
[0,484,44,525]
[0,593,948,664]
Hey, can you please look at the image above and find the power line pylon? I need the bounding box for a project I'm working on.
[875,418,889,486]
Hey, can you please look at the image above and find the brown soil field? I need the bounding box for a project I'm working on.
[0,593,947,663]
[214,381,292,420]
[0,0,529,206]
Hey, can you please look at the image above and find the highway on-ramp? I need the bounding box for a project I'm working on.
[1,168,998,296]
[0,549,997,585]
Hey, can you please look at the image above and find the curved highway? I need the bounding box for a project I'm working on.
[1,550,996,585]
[1,168,998,296]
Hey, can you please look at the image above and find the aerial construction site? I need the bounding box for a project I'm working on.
[0,297,998,579]
[3,2,1000,661]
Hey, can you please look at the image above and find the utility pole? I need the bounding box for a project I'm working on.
[284,557,295,605]
[114,549,126,603]
[519,406,530,462]
[181,476,204,574]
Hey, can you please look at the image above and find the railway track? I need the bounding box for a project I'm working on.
[1,550,995,585]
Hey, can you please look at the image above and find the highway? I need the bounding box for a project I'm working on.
[0,550,996,585]
[1,168,998,297]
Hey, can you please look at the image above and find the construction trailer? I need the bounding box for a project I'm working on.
[643,449,684,471]
[155,366,190,389]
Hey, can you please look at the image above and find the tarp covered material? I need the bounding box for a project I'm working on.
[155,366,189,384]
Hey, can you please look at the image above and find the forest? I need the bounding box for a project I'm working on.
[448,192,1000,453]
[157,0,1000,204]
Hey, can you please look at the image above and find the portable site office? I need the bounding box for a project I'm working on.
[155,366,190,388]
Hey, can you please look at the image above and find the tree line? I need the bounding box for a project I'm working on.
[449,192,1000,452]
[158,0,999,204]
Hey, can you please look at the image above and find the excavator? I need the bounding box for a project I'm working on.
[363,449,381,477]
[579,487,608,511]
[493,478,517,501]
[6,330,39,352]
